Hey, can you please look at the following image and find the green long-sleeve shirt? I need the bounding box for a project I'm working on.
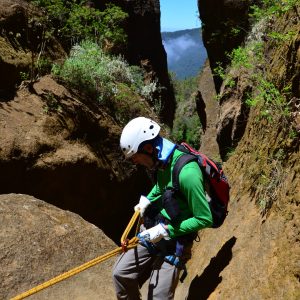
[147,149,213,238]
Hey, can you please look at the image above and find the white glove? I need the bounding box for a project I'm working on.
[138,223,169,243]
[134,195,151,217]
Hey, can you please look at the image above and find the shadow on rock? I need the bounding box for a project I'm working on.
[187,236,237,300]
[0,89,16,103]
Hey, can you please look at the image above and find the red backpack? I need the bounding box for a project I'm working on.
[173,142,230,228]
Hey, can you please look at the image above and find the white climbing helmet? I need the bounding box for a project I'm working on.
[120,117,161,158]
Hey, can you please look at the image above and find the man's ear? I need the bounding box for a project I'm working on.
[142,143,153,154]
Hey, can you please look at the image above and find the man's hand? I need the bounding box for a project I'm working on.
[134,195,151,217]
[138,223,169,243]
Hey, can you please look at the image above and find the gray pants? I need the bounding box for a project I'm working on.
[112,244,180,300]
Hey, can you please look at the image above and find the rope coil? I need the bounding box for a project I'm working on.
[11,210,141,300]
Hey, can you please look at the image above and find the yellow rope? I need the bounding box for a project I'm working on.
[11,210,141,300]
[121,210,141,243]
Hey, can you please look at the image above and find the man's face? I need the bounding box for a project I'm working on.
[130,144,155,169]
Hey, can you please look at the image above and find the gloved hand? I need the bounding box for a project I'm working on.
[134,195,151,217]
[138,223,169,243]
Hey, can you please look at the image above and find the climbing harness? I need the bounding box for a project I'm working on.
[11,211,141,300]
[164,255,187,283]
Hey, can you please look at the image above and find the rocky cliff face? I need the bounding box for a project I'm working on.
[198,0,299,161]
[216,5,300,160]
[175,4,300,299]
[95,0,175,126]
[197,0,257,92]
[0,6,159,289]
[196,60,219,157]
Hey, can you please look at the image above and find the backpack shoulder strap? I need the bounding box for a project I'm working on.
[172,153,198,192]
[177,144,219,178]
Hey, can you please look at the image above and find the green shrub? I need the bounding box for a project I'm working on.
[170,76,201,149]
[100,4,128,53]
[52,40,159,105]
[172,114,201,149]
[171,76,198,103]
[230,46,253,69]
[256,158,286,215]
[214,42,263,91]
[250,0,298,21]
[267,30,297,44]
[32,0,128,51]
[53,41,113,101]
[35,57,52,76]
[254,78,290,121]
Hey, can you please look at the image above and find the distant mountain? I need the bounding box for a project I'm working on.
[162,28,207,79]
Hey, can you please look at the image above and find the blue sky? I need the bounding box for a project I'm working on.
[160,0,201,32]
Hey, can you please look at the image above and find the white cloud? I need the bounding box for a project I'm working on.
[163,35,197,63]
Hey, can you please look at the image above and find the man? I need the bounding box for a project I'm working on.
[113,116,213,299]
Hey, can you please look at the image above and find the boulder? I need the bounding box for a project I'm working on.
[0,193,117,299]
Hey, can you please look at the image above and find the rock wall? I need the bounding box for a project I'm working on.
[197,0,257,92]
[196,60,219,157]
[198,1,299,160]
[216,7,300,160]
[175,5,300,300]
